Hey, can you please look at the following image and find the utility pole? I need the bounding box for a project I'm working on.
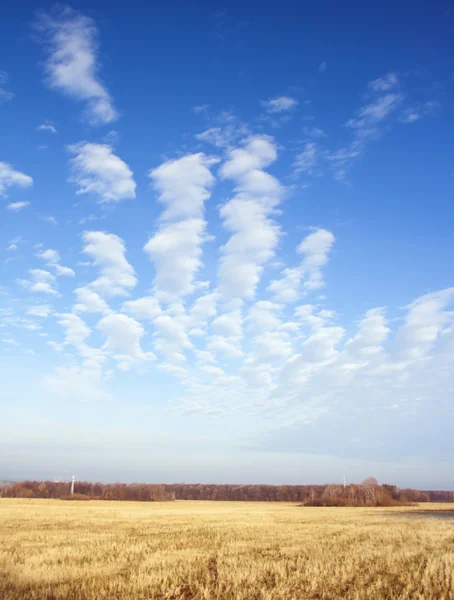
[343,476,346,489]
[71,475,75,496]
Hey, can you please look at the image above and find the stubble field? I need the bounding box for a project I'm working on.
[0,498,453,600]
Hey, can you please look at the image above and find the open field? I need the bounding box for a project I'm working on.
[1,499,453,599]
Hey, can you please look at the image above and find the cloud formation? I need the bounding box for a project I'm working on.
[7,201,31,211]
[68,142,136,203]
[0,71,13,103]
[37,123,57,133]
[35,6,118,124]
[0,162,33,196]
[262,96,298,114]
[37,248,75,277]
[80,231,137,296]
[145,153,218,301]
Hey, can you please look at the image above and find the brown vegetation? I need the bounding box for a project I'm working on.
[1,481,174,501]
[0,479,432,505]
[0,499,453,600]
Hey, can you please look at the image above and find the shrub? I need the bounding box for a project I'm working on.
[60,493,90,501]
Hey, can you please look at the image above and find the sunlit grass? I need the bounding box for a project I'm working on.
[1,499,453,599]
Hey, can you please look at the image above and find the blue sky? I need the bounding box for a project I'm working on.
[1,1,453,487]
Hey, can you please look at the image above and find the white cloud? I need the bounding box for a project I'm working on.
[188,292,218,331]
[97,313,155,369]
[149,153,218,221]
[145,218,208,301]
[35,7,118,124]
[26,305,53,318]
[344,308,389,357]
[211,309,243,337]
[81,231,137,297]
[318,61,327,72]
[58,313,91,347]
[295,304,334,329]
[247,301,282,333]
[44,215,57,225]
[6,201,31,212]
[0,162,33,196]
[301,325,345,362]
[145,153,218,301]
[262,96,298,114]
[68,142,136,203]
[73,287,112,315]
[297,228,335,290]
[56,313,106,374]
[269,229,335,302]
[37,248,75,277]
[400,112,420,124]
[217,136,284,302]
[153,313,193,362]
[207,335,243,359]
[122,296,162,321]
[253,330,293,361]
[37,123,57,133]
[396,288,454,360]
[7,238,22,251]
[19,269,59,296]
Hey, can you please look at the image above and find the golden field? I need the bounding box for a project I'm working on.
[0,499,453,600]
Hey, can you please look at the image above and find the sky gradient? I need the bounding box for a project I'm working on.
[1,1,453,488]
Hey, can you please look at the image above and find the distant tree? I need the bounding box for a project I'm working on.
[38,482,48,498]
[362,477,378,486]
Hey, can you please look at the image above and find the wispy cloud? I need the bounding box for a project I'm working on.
[7,201,31,212]
[0,71,14,103]
[368,72,398,92]
[293,141,319,174]
[318,61,327,72]
[346,92,403,137]
[68,142,136,203]
[0,162,33,196]
[192,104,209,114]
[398,101,438,124]
[292,72,419,182]
[303,126,326,139]
[34,6,118,125]
[262,96,298,114]
[37,123,57,133]
[26,305,53,318]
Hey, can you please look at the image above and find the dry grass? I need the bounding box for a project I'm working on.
[1,499,453,599]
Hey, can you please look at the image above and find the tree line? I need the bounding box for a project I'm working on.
[1,478,446,505]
